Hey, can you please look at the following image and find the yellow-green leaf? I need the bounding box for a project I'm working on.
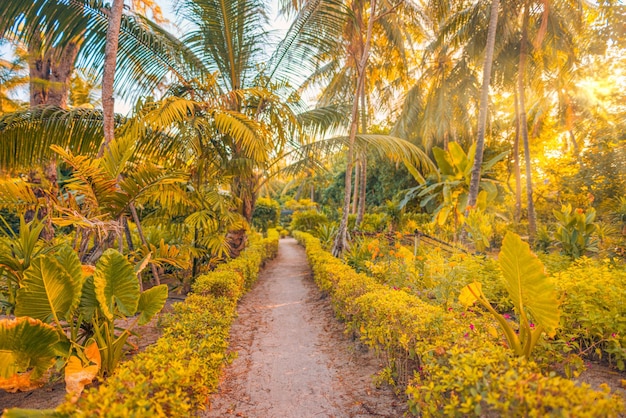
[499,232,560,336]
[137,285,168,326]
[459,282,483,307]
[94,250,140,321]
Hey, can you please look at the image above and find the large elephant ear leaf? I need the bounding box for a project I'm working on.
[0,318,59,389]
[54,245,84,315]
[93,249,140,321]
[79,275,98,322]
[137,285,168,326]
[15,255,80,323]
[499,232,560,336]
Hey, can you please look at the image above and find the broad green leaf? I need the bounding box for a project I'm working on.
[54,245,84,316]
[459,282,483,307]
[499,232,560,336]
[15,255,80,323]
[447,142,468,173]
[137,285,168,325]
[432,147,454,176]
[94,250,140,321]
[79,276,98,322]
[0,318,59,380]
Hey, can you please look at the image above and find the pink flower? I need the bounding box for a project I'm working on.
[464,332,469,338]
[529,323,535,329]
[503,314,511,320]
[611,333,617,338]
[469,323,475,331]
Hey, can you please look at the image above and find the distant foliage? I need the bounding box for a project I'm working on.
[252,197,280,231]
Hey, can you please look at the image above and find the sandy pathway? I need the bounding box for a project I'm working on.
[204,237,406,418]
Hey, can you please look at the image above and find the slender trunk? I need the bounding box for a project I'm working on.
[467,0,500,210]
[518,3,537,240]
[97,0,125,158]
[355,80,368,228]
[513,90,522,223]
[568,130,579,156]
[129,203,161,285]
[352,160,360,214]
[332,0,377,257]
[356,154,367,226]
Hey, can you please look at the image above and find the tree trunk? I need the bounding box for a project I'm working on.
[28,32,80,108]
[26,30,80,239]
[97,0,125,158]
[355,80,368,228]
[513,90,522,223]
[332,0,377,257]
[466,0,500,209]
[518,3,537,240]
[356,153,367,226]
[352,160,360,214]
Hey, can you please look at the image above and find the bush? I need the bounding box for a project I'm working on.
[252,198,280,231]
[290,210,328,232]
[294,231,625,417]
[52,230,280,417]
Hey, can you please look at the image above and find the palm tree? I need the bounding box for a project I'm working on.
[466,0,500,210]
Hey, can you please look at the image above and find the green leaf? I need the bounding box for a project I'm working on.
[447,142,468,173]
[79,275,98,322]
[137,285,168,326]
[0,318,59,380]
[432,147,454,176]
[459,282,482,307]
[94,250,140,321]
[499,232,560,336]
[54,245,84,316]
[15,255,80,323]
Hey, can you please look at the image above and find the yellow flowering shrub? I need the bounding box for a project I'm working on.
[294,231,625,417]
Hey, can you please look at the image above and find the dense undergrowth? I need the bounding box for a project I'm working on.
[294,231,625,417]
[5,230,279,418]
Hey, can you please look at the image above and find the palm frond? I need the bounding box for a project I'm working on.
[0,106,103,171]
[268,0,348,83]
[176,0,268,91]
[0,177,40,210]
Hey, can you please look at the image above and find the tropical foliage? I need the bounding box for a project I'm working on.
[0,0,624,414]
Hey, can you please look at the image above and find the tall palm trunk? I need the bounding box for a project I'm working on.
[467,0,500,209]
[332,0,377,257]
[518,3,537,240]
[513,90,522,222]
[27,29,81,239]
[97,0,125,158]
[355,80,368,228]
[28,31,80,108]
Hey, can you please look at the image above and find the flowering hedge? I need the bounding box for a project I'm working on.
[294,231,624,417]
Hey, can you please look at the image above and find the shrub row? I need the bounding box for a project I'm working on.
[53,230,279,417]
[294,231,624,417]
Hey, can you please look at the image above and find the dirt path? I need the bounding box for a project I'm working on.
[204,237,406,418]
